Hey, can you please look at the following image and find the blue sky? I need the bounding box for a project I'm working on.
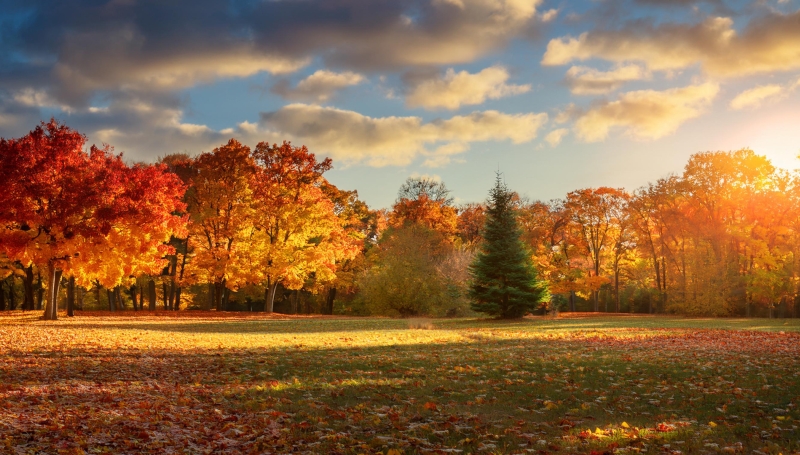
[1,0,799,208]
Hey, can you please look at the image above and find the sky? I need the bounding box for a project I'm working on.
[1,0,799,208]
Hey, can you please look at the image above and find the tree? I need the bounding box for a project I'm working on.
[457,203,486,246]
[0,120,185,320]
[250,141,344,313]
[390,177,458,239]
[317,182,377,314]
[564,187,627,311]
[358,224,452,317]
[517,199,584,312]
[184,139,258,311]
[469,175,548,318]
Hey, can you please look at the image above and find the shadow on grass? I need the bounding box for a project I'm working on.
[2,333,799,454]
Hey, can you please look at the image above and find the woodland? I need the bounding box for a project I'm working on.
[2,120,800,320]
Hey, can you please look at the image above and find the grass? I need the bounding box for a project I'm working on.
[1,311,799,454]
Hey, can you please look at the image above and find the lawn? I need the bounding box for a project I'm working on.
[1,312,799,454]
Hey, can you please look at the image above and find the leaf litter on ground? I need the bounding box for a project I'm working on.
[1,312,799,454]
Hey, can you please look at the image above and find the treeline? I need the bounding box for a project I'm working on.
[1,121,799,317]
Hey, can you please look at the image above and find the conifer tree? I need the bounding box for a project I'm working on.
[469,175,549,318]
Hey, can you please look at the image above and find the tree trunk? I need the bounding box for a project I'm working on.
[213,281,226,311]
[569,291,575,312]
[264,280,278,313]
[208,282,214,310]
[35,270,45,310]
[95,283,101,311]
[660,257,667,313]
[162,282,169,310]
[66,276,75,317]
[9,278,17,310]
[614,269,620,313]
[222,284,230,311]
[117,286,124,310]
[22,266,34,311]
[148,280,156,311]
[108,289,115,311]
[176,237,188,312]
[77,286,84,310]
[325,287,337,315]
[42,262,62,320]
[128,285,138,311]
[0,281,6,311]
[174,286,182,311]
[167,280,176,311]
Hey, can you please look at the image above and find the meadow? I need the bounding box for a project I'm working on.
[1,312,799,454]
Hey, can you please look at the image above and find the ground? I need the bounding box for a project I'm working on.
[1,312,799,454]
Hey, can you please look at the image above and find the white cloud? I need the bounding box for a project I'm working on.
[424,143,469,167]
[409,172,443,182]
[574,82,719,142]
[545,128,569,146]
[272,70,365,102]
[261,104,548,166]
[542,12,800,77]
[539,8,559,22]
[564,65,650,95]
[729,83,788,110]
[406,66,531,110]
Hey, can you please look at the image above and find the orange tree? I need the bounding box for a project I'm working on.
[183,139,258,311]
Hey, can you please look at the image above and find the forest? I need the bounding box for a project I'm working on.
[2,120,799,319]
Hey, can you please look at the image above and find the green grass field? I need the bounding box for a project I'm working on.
[1,312,799,454]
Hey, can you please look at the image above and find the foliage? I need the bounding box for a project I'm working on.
[358,224,459,317]
[470,176,549,318]
[0,120,185,319]
[251,141,352,312]
[390,177,458,239]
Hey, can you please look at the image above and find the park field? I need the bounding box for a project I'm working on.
[1,313,799,454]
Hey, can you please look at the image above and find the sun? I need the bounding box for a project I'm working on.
[727,108,800,171]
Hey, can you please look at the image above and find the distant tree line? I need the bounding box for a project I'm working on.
[2,121,799,318]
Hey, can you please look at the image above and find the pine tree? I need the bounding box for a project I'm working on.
[469,175,549,318]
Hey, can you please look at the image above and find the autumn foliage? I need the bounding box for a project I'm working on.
[0,120,186,319]
[3,119,800,319]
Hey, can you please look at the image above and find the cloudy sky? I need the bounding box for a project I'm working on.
[1,0,799,208]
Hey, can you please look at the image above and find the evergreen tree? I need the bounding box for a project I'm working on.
[469,175,549,318]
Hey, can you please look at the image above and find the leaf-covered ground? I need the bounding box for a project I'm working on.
[1,312,799,454]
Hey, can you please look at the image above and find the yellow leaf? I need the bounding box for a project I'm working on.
[708,421,717,428]
[621,422,630,429]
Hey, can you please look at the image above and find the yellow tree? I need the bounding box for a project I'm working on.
[184,139,258,310]
[251,141,345,313]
